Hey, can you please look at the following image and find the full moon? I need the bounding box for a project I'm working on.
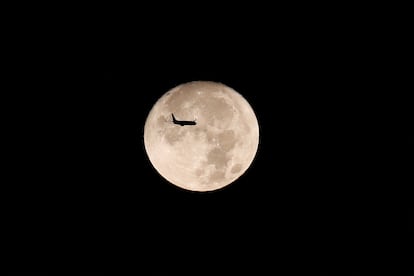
[144,81,259,192]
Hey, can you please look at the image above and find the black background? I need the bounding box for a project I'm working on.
[5,3,411,274]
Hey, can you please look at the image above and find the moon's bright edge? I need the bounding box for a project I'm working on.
[144,81,259,192]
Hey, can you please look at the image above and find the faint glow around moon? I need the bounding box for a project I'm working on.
[144,81,259,192]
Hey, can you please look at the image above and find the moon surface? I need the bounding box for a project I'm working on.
[144,81,259,192]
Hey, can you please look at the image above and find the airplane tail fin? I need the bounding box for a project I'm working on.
[172,113,176,122]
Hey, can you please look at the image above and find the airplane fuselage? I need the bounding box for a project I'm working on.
[172,113,196,126]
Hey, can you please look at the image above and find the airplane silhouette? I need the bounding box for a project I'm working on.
[172,113,196,126]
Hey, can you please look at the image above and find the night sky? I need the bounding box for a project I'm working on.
[6,5,411,274]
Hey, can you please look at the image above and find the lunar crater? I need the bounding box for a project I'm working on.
[231,163,242,174]
[206,147,229,169]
